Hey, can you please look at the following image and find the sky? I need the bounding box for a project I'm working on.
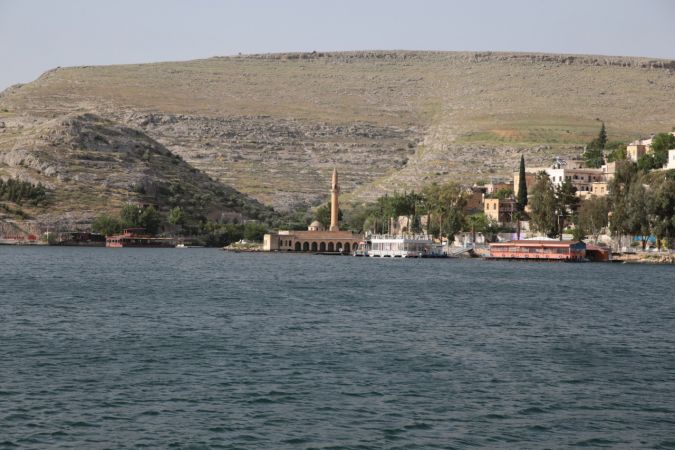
[1,0,675,91]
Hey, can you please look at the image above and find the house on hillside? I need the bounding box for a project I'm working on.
[484,197,517,225]
[515,157,613,199]
[627,132,675,162]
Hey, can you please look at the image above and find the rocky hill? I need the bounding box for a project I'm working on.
[1,51,674,214]
[0,113,272,225]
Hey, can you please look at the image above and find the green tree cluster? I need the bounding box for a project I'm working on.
[465,212,502,243]
[422,182,467,240]
[529,173,580,238]
[637,133,675,172]
[342,184,467,241]
[200,221,268,247]
[0,178,47,206]
[92,204,162,236]
[577,196,609,242]
[609,161,675,249]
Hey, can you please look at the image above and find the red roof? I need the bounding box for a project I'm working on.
[490,240,583,248]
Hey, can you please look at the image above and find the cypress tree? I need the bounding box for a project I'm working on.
[598,121,607,149]
[517,155,528,210]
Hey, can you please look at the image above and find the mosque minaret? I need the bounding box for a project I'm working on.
[263,167,362,253]
[329,168,340,232]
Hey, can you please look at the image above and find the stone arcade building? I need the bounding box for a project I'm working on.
[263,169,362,253]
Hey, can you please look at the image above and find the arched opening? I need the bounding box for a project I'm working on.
[294,242,301,251]
[344,243,351,253]
[327,242,335,252]
[302,242,309,251]
[319,242,326,252]
[311,242,318,251]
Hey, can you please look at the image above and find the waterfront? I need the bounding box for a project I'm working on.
[1,247,674,448]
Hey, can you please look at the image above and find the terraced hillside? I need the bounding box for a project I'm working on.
[1,51,674,213]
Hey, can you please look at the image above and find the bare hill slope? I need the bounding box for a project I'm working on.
[1,51,674,211]
[0,113,272,224]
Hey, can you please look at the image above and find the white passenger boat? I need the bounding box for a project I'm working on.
[366,234,444,258]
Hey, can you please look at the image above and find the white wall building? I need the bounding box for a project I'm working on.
[667,149,675,170]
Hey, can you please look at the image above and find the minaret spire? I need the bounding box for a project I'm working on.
[330,168,339,232]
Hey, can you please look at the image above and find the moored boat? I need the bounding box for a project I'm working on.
[365,234,445,258]
[488,240,586,261]
[106,228,175,248]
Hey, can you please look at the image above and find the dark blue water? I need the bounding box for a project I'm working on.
[1,247,674,449]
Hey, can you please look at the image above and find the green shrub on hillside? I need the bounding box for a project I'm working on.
[0,178,47,206]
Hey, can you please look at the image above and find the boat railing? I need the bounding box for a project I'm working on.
[369,234,433,241]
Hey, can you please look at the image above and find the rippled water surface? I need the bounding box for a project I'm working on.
[1,247,675,449]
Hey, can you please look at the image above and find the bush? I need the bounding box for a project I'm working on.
[243,223,267,242]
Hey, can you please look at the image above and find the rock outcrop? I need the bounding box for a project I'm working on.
[0,113,273,223]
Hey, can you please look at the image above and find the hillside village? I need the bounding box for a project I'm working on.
[0,52,674,257]
[1,122,674,260]
[368,127,675,255]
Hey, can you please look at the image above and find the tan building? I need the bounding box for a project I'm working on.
[484,198,517,224]
[627,142,649,162]
[591,182,609,197]
[263,168,362,253]
[264,229,361,253]
[627,132,675,162]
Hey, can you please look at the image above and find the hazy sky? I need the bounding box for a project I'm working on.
[1,0,675,90]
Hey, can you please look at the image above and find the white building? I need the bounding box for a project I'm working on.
[544,158,607,198]
[667,149,675,170]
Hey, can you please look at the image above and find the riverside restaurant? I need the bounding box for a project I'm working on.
[106,228,175,248]
[489,240,586,261]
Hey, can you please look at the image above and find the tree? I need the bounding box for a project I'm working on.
[647,173,675,250]
[624,176,651,249]
[606,142,627,162]
[556,179,580,235]
[529,172,559,238]
[517,155,528,210]
[578,196,609,242]
[314,202,342,230]
[465,213,500,243]
[243,222,267,241]
[607,160,637,249]
[637,153,658,172]
[515,155,528,238]
[494,187,514,200]
[92,214,123,236]
[139,206,161,235]
[598,121,608,149]
[168,206,185,227]
[422,181,467,240]
[120,204,143,228]
[584,122,608,168]
[649,132,675,168]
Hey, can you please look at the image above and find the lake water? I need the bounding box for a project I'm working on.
[1,247,674,449]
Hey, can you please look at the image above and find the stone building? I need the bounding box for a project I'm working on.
[263,168,362,253]
[484,198,517,224]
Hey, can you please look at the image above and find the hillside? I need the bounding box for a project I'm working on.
[0,113,272,225]
[1,51,674,213]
